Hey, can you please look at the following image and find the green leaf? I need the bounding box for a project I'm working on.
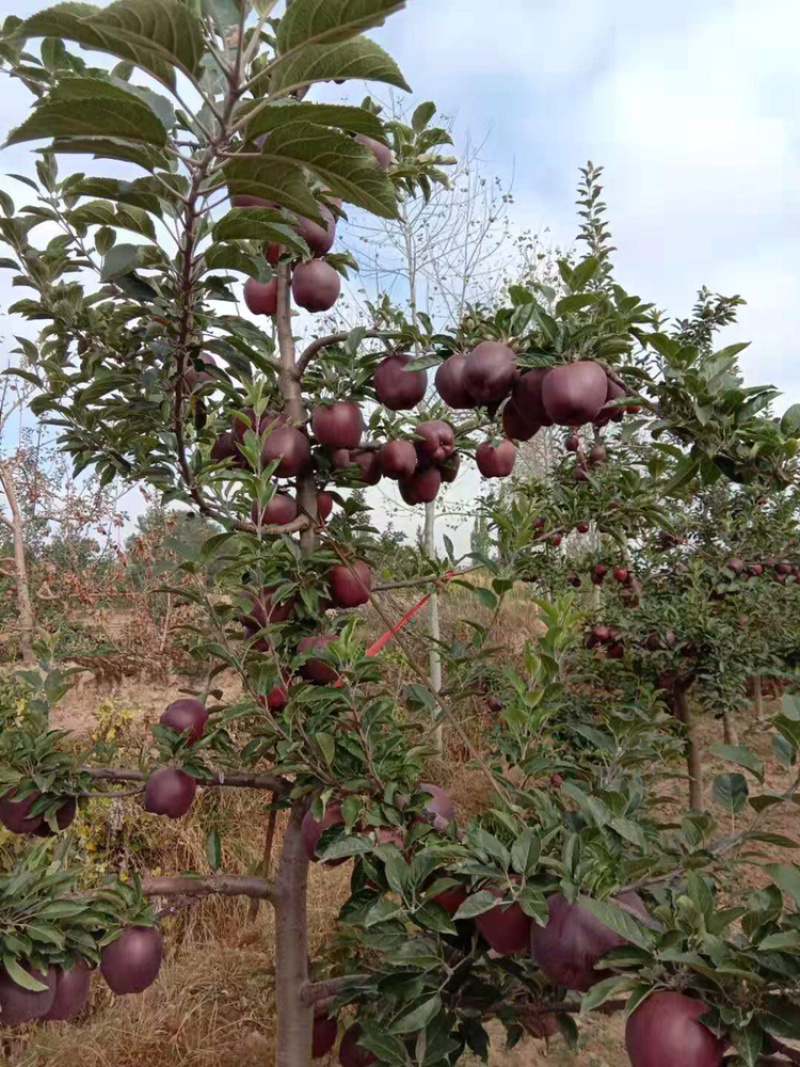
[48,136,168,172]
[2,956,50,992]
[69,200,156,241]
[555,293,598,317]
[101,242,144,280]
[712,773,748,814]
[69,176,164,216]
[472,587,497,611]
[452,890,499,920]
[21,0,206,90]
[212,208,309,255]
[580,975,635,1015]
[245,100,386,142]
[781,403,800,437]
[277,0,405,53]
[6,78,168,147]
[206,829,222,871]
[708,743,764,784]
[411,101,436,133]
[510,828,541,876]
[315,732,335,765]
[758,931,800,952]
[731,1024,763,1067]
[577,896,655,951]
[389,994,442,1035]
[570,256,600,290]
[766,864,800,909]
[255,120,397,219]
[318,834,372,863]
[269,37,411,99]
[223,156,324,222]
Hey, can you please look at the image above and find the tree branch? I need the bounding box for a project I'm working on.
[84,767,290,794]
[301,976,373,1006]
[296,330,403,376]
[142,873,275,902]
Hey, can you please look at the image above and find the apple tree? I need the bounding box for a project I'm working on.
[5,4,800,1067]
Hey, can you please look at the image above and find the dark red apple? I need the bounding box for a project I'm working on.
[474,889,531,956]
[565,434,580,452]
[463,342,517,404]
[143,767,197,819]
[0,789,44,834]
[502,400,539,441]
[339,1024,377,1067]
[593,564,608,579]
[183,353,215,392]
[264,684,289,711]
[435,354,477,410]
[416,421,455,464]
[0,961,56,1024]
[252,493,298,527]
[231,194,273,209]
[241,586,295,629]
[589,442,607,465]
[512,369,552,428]
[531,891,648,991]
[399,466,441,505]
[262,425,312,477]
[159,698,208,743]
[331,448,351,470]
[379,440,417,480]
[349,449,382,486]
[243,277,278,316]
[233,407,285,445]
[592,625,611,643]
[476,439,516,478]
[302,801,346,865]
[299,634,339,684]
[41,960,92,1022]
[607,642,625,659]
[550,533,562,547]
[100,926,163,995]
[541,360,608,426]
[596,377,626,426]
[354,134,393,172]
[292,260,340,313]
[526,1009,559,1040]
[329,560,372,608]
[313,1013,338,1058]
[748,563,763,577]
[432,883,468,916]
[298,206,336,258]
[575,464,589,482]
[317,491,334,520]
[726,557,744,575]
[312,402,363,450]
[33,795,78,836]
[439,452,461,483]
[613,567,628,584]
[211,431,238,463]
[374,353,427,411]
[625,991,723,1067]
[576,521,590,534]
[568,573,581,588]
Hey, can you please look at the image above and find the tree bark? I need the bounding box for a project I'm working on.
[274,803,313,1067]
[722,707,738,746]
[0,460,35,663]
[424,501,443,753]
[673,685,704,811]
[754,676,765,727]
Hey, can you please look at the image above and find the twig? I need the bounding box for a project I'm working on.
[84,767,290,794]
[301,976,373,1006]
[296,330,403,376]
[142,873,275,902]
[248,797,278,922]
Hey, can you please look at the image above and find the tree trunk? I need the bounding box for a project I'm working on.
[274,803,312,1067]
[425,501,443,753]
[754,676,765,727]
[0,460,35,663]
[722,707,738,746]
[674,685,703,811]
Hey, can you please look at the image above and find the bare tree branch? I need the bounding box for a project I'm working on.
[142,873,275,902]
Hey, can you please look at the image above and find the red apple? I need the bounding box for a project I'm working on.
[252,493,298,527]
[0,961,56,1024]
[298,634,339,684]
[339,1024,377,1067]
[589,442,607,465]
[416,421,455,464]
[399,467,441,505]
[476,439,516,478]
[474,888,531,956]
[144,767,197,818]
[41,961,92,1022]
[568,573,582,588]
[435,354,477,409]
[183,353,215,392]
[613,567,628,584]
[298,206,336,258]
[292,260,341,312]
[262,424,312,477]
[354,134,393,171]
[100,926,163,995]
[550,533,562,547]
[726,557,744,575]
[512,369,552,428]
[233,407,285,445]
[159,699,208,743]
[607,642,625,659]
[313,1013,338,1059]
[463,342,517,404]
[541,360,608,426]
[264,683,289,711]
[596,377,626,426]
[349,449,382,486]
[432,883,468,916]
[531,891,648,991]
[33,796,77,837]
[379,440,418,480]
[329,560,372,608]
[625,991,723,1067]
[502,400,540,441]
[593,564,608,579]
[317,491,334,520]
[241,586,295,629]
[592,625,611,643]
[0,789,44,835]
[312,401,363,450]
[439,453,461,483]
[565,434,580,452]
[374,353,427,411]
[302,801,346,865]
[243,277,279,316]
[211,431,238,463]
[576,521,590,534]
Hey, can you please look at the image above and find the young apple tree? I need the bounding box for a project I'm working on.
[6,4,800,1067]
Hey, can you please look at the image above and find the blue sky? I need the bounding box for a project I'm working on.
[1,0,799,549]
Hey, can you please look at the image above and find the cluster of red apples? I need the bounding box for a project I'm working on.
[726,555,800,584]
